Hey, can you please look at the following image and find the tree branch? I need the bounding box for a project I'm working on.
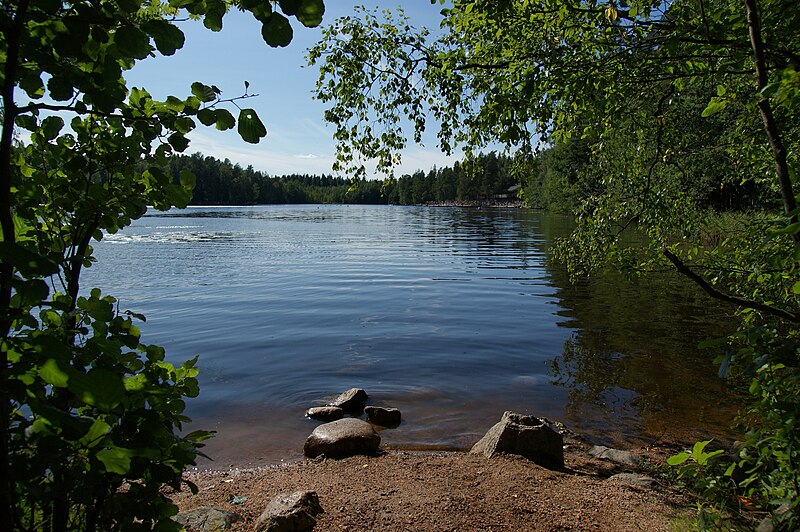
[662,247,800,323]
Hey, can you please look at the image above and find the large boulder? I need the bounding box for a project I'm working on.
[254,490,323,532]
[304,418,381,459]
[172,506,241,531]
[470,411,564,469]
[364,406,401,427]
[327,388,368,414]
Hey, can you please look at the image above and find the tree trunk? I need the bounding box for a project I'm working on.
[0,2,30,528]
[744,0,797,241]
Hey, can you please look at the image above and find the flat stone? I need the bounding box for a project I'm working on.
[588,445,641,467]
[364,406,401,427]
[306,406,344,422]
[255,490,323,532]
[304,418,381,459]
[607,473,657,488]
[470,411,564,469]
[328,388,368,413]
[172,506,241,531]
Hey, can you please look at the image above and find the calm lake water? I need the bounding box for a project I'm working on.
[85,205,738,467]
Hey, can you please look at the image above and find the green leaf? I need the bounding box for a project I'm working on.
[247,0,273,22]
[143,20,185,56]
[772,222,800,235]
[19,70,45,99]
[760,82,779,99]
[168,133,190,152]
[40,359,71,388]
[40,116,64,141]
[47,75,74,101]
[97,447,134,474]
[191,82,218,103]
[184,430,216,443]
[124,373,149,391]
[701,97,728,117]
[70,369,127,410]
[114,25,151,59]
[203,0,226,31]
[294,0,325,27]
[174,117,195,134]
[237,109,267,143]
[77,419,112,448]
[793,281,800,295]
[261,13,293,47]
[215,108,235,130]
[692,440,711,457]
[179,170,196,187]
[278,0,302,16]
[12,279,50,306]
[0,242,59,276]
[667,451,690,466]
[115,0,140,13]
[15,114,37,131]
[196,108,217,126]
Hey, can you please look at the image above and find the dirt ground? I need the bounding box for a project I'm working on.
[171,440,696,531]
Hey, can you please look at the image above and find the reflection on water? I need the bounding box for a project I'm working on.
[84,205,739,467]
[551,267,739,447]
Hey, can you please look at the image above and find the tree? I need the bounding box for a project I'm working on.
[0,0,325,529]
[310,0,799,526]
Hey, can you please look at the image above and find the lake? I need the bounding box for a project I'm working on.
[85,204,738,467]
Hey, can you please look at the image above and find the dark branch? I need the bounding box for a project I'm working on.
[662,247,800,323]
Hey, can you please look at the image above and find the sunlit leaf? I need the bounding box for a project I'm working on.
[215,108,235,130]
[191,82,218,103]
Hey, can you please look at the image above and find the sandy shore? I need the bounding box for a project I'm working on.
[171,440,696,531]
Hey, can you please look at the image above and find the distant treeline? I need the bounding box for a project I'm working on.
[169,143,760,211]
[167,152,519,206]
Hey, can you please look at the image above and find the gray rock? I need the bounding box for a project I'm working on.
[469,411,564,469]
[364,406,401,427]
[172,507,241,531]
[327,388,368,413]
[304,418,381,459]
[607,472,657,488]
[756,503,792,532]
[305,406,344,422]
[588,445,641,467]
[756,517,774,532]
[255,490,323,532]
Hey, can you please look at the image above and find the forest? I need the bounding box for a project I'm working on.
[172,133,767,212]
[167,151,519,206]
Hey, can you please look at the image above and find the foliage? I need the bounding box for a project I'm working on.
[1,0,325,529]
[310,0,799,528]
[667,440,729,497]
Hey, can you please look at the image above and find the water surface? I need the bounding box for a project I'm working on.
[86,205,737,466]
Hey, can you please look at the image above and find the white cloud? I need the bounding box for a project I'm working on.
[184,129,462,178]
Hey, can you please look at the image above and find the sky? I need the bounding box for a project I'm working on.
[125,2,459,178]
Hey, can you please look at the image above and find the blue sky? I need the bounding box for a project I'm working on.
[126,2,459,177]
